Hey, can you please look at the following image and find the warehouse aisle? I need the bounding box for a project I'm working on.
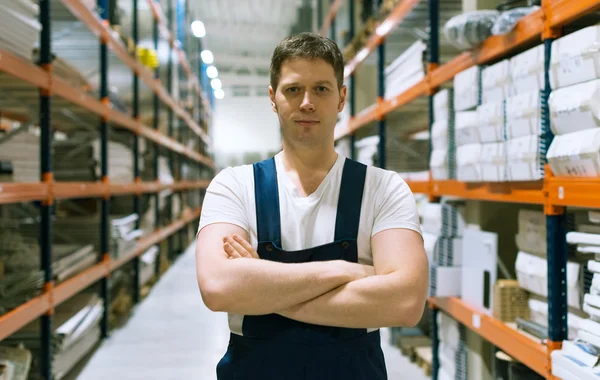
[77,243,429,380]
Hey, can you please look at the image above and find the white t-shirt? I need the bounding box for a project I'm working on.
[198,152,422,335]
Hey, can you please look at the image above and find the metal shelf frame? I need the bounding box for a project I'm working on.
[0,1,212,378]
[326,0,600,378]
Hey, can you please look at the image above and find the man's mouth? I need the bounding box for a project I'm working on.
[295,120,320,126]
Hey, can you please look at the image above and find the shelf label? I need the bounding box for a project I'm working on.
[558,186,565,200]
[472,314,481,329]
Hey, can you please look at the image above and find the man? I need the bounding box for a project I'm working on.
[195,32,428,380]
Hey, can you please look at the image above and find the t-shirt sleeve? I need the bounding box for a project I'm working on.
[197,167,249,235]
[371,171,422,237]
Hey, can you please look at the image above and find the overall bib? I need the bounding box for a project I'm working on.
[216,157,387,380]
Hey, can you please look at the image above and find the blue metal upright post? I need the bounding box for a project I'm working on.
[330,0,336,42]
[428,0,440,378]
[377,0,386,170]
[317,0,323,32]
[348,0,356,160]
[98,0,111,339]
[543,36,568,348]
[38,0,53,378]
[167,0,175,260]
[132,0,141,304]
[153,5,161,276]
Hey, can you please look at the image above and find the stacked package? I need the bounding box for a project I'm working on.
[353,134,429,176]
[0,129,40,182]
[437,311,468,380]
[111,214,142,259]
[3,293,103,380]
[422,202,466,299]
[0,0,41,61]
[547,25,600,177]
[552,211,600,378]
[477,60,510,182]
[0,345,32,380]
[384,41,426,101]
[514,209,585,341]
[430,89,456,179]
[506,45,546,181]
[454,65,482,181]
[139,245,159,286]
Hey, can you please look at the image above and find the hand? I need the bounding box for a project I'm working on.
[223,234,260,259]
[340,261,376,281]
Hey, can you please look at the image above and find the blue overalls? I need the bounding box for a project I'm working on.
[216,157,388,380]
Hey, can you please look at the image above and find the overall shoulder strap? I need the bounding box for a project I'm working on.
[253,157,282,246]
[334,158,367,241]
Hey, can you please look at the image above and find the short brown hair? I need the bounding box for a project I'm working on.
[270,32,344,92]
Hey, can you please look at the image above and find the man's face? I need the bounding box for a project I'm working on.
[269,58,346,148]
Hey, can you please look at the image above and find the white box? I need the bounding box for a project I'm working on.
[551,25,600,89]
[477,101,505,143]
[430,265,462,297]
[457,143,482,182]
[434,88,452,122]
[434,236,463,266]
[547,128,600,177]
[454,66,481,111]
[510,44,545,95]
[506,135,543,181]
[431,119,449,150]
[549,78,600,135]
[462,229,498,315]
[516,251,581,309]
[506,90,542,139]
[430,148,449,180]
[455,111,479,146]
[482,59,511,103]
[480,142,506,182]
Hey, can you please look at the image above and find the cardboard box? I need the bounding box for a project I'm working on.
[480,142,506,182]
[510,44,544,95]
[551,25,600,89]
[547,127,600,177]
[430,148,449,180]
[506,90,542,139]
[549,78,600,135]
[434,88,453,122]
[515,209,547,257]
[454,66,481,111]
[506,135,543,181]
[431,119,449,150]
[457,143,482,182]
[455,111,479,146]
[482,59,512,103]
[477,100,505,143]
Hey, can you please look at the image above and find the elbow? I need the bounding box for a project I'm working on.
[393,294,427,327]
[198,277,230,312]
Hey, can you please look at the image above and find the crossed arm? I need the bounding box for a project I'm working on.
[195,223,429,329]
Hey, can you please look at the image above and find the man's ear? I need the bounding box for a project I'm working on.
[268,86,277,113]
[338,85,347,112]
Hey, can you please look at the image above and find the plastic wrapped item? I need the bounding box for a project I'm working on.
[443,10,500,51]
[491,7,540,36]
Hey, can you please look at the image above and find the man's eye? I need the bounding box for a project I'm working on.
[287,87,299,93]
[316,86,328,93]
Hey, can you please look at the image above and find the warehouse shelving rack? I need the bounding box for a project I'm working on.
[323,0,600,378]
[0,1,214,378]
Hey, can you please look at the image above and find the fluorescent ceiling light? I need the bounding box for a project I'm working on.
[211,78,222,90]
[191,21,206,38]
[201,50,214,64]
[214,89,225,99]
[206,65,218,79]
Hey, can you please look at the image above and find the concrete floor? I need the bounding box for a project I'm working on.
[77,243,430,380]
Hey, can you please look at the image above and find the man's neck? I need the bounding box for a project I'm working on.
[280,143,338,176]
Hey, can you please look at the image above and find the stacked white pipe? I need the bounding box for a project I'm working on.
[384,41,426,101]
[0,0,40,61]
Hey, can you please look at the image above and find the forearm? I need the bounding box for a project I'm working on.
[199,258,355,315]
[278,272,427,329]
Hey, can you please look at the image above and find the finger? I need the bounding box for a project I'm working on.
[232,235,260,259]
[223,242,242,259]
[226,237,253,258]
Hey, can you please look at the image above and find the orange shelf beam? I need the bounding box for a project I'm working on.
[0,208,202,342]
[405,180,429,194]
[431,297,548,377]
[320,0,344,36]
[431,180,545,204]
[0,183,48,205]
[59,0,210,146]
[549,0,600,29]
[0,49,213,167]
[344,0,421,77]
[547,176,600,209]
